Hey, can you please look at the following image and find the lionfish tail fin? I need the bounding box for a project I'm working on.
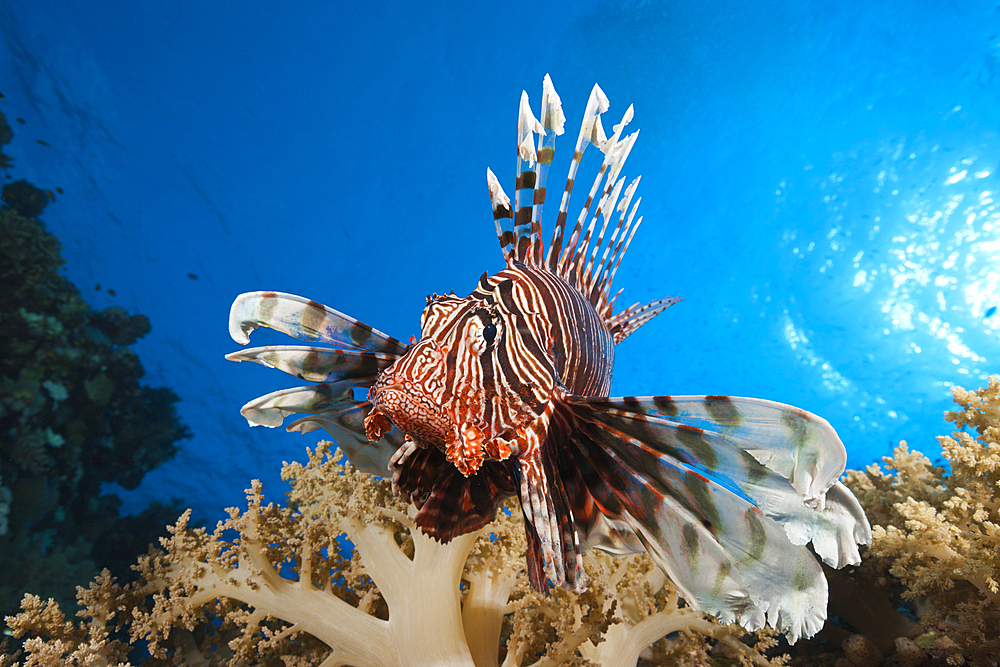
[559,393,872,643]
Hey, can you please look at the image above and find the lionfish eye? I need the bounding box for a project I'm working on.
[482,322,497,343]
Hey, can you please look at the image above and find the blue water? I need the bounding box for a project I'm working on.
[2,0,997,522]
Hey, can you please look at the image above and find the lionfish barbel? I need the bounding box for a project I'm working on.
[227,76,871,642]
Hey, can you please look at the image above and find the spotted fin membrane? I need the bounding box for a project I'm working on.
[227,79,871,644]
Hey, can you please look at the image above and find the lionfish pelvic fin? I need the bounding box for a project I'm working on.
[391,441,517,543]
[503,398,587,593]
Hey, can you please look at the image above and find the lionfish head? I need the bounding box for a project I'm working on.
[365,275,549,477]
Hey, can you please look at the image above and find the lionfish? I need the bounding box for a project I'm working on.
[227,76,871,642]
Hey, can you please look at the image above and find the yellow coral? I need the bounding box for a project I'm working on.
[4,441,784,667]
[845,376,1000,666]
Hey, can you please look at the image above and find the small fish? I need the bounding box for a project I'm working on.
[36,139,49,147]
[226,76,870,643]
[986,305,997,319]
[55,186,64,194]
[15,117,24,124]
[44,189,55,201]
[187,272,199,280]
[107,288,116,296]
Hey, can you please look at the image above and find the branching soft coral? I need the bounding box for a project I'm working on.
[845,375,1000,666]
[503,550,783,667]
[5,442,784,667]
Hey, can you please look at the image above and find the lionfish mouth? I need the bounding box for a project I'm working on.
[366,384,452,447]
[364,373,513,477]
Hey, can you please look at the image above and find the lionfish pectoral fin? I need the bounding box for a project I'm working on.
[564,394,872,567]
[391,444,516,542]
[232,384,399,476]
[560,394,872,643]
[293,410,403,478]
[229,291,408,355]
[224,345,397,383]
[226,292,410,477]
[512,403,586,593]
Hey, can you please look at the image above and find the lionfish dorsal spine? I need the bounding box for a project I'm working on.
[583,175,626,283]
[578,139,639,299]
[487,76,678,340]
[560,108,637,293]
[528,74,565,266]
[588,177,640,306]
[555,144,608,280]
[513,90,545,265]
[488,167,514,257]
[556,104,634,283]
[575,176,624,291]
[545,83,609,273]
[586,131,639,287]
[598,202,643,316]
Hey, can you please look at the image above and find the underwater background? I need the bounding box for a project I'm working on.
[1,0,998,528]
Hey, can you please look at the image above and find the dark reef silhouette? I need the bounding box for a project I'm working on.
[0,108,190,627]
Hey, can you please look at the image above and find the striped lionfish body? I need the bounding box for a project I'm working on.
[227,76,871,642]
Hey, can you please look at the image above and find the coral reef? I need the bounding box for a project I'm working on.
[4,443,785,667]
[4,357,993,666]
[0,111,13,170]
[845,376,1000,666]
[0,476,9,537]
[0,108,190,621]
[1,180,49,219]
